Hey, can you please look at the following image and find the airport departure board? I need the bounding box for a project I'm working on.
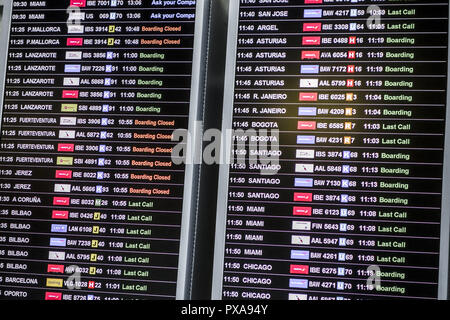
[213,0,450,300]
[0,0,199,300]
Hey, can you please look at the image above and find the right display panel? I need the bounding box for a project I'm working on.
[213,0,450,300]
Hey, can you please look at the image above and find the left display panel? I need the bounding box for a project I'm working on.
[0,0,204,300]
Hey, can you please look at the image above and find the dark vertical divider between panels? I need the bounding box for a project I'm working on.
[188,0,230,300]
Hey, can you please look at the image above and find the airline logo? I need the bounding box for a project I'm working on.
[304,9,322,18]
[70,0,86,6]
[300,65,319,74]
[304,0,322,3]
[67,38,83,46]
[296,135,315,145]
[290,265,309,275]
[292,235,311,245]
[288,293,308,301]
[295,163,314,173]
[47,264,65,273]
[61,104,78,112]
[296,149,315,159]
[46,278,63,288]
[45,292,62,300]
[300,79,318,88]
[298,107,317,116]
[55,170,73,179]
[57,157,74,166]
[63,77,80,86]
[50,238,67,247]
[292,221,312,231]
[68,12,85,21]
[299,92,317,101]
[293,207,312,216]
[62,90,79,99]
[65,51,82,60]
[291,250,310,260]
[297,121,317,130]
[289,279,309,289]
[52,210,69,219]
[68,25,85,34]
[295,178,314,188]
[48,251,66,261]
[301,51,320,60]
[303,23,322,32]
[59,130,76,139]
[54,184,71,193]
[58,144,75,152]
[60,117,77,126]
[53,197,70,206]
[51,224,68,233]
[294,192,313,202]
[302,36,321,46]
[64,64,81,73]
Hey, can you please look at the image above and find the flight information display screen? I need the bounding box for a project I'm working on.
[213,0,450,300]
[0,0,198,300]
